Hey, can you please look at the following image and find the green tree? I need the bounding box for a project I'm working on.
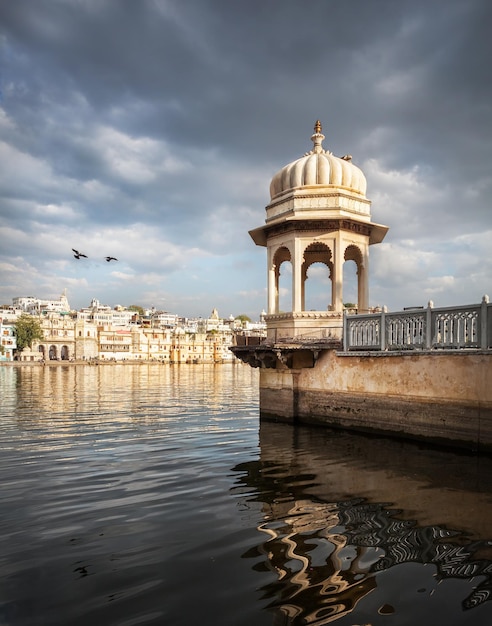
[128,305,145,316]
[14,314,44,352]
[235,314,252,324]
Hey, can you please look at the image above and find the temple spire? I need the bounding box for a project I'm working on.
[311,120,325,153]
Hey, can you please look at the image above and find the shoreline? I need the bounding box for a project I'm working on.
[0,359,237,367]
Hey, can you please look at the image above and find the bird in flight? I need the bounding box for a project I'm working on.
[72,248,88,259]
[105,256,118,262]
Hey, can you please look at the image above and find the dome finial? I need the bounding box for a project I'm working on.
[311,120,325,153]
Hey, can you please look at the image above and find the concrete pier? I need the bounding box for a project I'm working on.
[257,349,492,453]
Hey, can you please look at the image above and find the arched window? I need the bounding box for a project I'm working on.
[344,245,363,309]
[302,243,333,311]
[272,246,292,314]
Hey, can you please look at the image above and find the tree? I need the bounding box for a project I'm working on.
[128,305,145,316]
[14,314,44,352]
[235,314,252,324]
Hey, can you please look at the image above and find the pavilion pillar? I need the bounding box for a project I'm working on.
[292,242,303,312]
[267,250,277,314]
[358,248,370,313]
[333,238,344,312]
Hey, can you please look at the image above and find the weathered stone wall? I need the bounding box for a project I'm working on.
[259,350,492,452]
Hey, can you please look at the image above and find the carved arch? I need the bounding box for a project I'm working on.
[344,244,363,267]
[272,245,292,268]
[270,246,292,314]
[302,242,333,311]
[302,241,332,273]
[343,244,368,310]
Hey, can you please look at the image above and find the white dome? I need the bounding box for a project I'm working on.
[269,121,367,200]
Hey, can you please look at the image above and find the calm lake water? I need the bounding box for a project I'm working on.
[1,363,492,626]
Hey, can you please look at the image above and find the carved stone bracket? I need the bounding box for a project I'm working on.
[230,344,331,369]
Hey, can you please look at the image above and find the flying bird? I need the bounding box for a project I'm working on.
[105,256,118,262]
[72,248,88,259]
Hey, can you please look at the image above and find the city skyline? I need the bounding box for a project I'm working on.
[5,292,260,322]
[1,0,491,319]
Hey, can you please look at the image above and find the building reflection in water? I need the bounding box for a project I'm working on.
[231,422,492,625]
[5,362,256,429]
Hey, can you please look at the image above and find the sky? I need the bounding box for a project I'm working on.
[1,0,491,320]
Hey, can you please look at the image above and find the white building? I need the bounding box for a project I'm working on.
[75,299,137,326]
[0,319,16,361]
[13,291,71,315]
[0,306,24,322]
[144,309,178,328]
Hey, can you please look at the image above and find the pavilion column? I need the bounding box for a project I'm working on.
[292,242,303,313]
[267,250,277,314]
[332,238,344,312]
[274,267,280,313]
[301,266,306,311]
[358,249,369,313]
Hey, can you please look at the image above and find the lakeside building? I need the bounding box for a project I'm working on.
[1,297,266,363]
[144,309,179,328]
[0,319,16,361]
[0,306,24,323]
[13,291,71,315]
[76,299,138,327]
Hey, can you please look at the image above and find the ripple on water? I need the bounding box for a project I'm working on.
[1,364,492,626]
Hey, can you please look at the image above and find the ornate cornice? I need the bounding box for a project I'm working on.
[263,218,372,238]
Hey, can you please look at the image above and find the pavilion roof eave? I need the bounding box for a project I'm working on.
[249,219,389,248]
[249,226,267,247]
[369,223,389,245]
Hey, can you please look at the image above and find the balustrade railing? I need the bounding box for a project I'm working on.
[344,296,491,351]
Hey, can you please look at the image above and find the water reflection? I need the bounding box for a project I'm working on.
[2,364,492,625]
[2,362,252,421]
[232,422,492,625]
[0,363,265,626]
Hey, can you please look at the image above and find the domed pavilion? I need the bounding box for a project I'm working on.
[249,121,389,342]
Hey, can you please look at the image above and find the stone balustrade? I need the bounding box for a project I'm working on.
[344,296,491,352]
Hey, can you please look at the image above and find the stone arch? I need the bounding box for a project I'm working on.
[302,241,333,270]
[344,244,363,265]
[61,345,70,361]
[302,242,333,310]
[49,345,58,360]
[343,244,368,311]
[269,246,292,314]
[272,245,292,267]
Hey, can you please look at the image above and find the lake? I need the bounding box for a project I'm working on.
[1,363,491,626]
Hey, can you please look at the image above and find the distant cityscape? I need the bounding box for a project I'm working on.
[0,291,266,363]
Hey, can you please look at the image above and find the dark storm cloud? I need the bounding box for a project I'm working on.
[0,0,491,314]
[3,0,490,171]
